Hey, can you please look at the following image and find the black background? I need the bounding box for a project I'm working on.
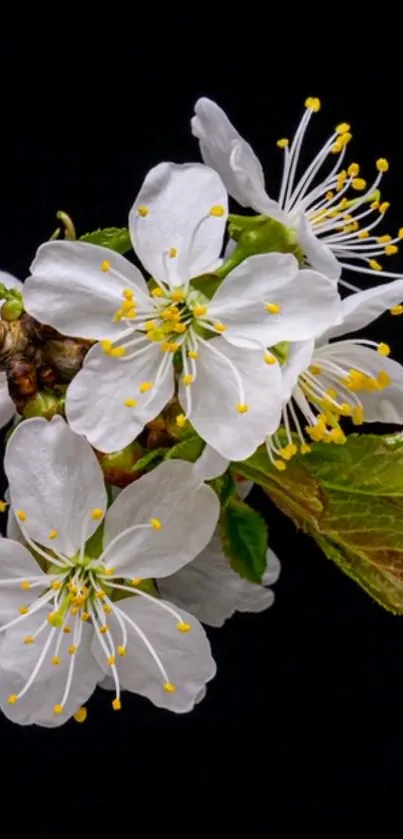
[1,17,403,836]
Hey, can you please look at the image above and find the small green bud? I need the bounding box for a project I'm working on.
[217,215,303,280]
[22,391,65,420]
[96,441,145,487]
[1,297,24,321]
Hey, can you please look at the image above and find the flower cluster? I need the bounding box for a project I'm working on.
[1,96,403,726]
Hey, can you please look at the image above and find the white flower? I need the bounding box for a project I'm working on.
[23,162,341,461]
[265,279,403,469]
[192,97,403,291]
[0,416,219,726]
[158,531,280,628]
[0,272,23,430]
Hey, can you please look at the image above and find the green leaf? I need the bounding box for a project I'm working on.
[131,448,166,473]
[234,434,403,612]
[165,435,204,463]
[220,496,268,583]
[190,273,221,299]
[208,471,236,506]
[80,227,132,255]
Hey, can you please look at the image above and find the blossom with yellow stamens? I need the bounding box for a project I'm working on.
[0,417,218,727]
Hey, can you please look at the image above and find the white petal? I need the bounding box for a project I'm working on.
[92,597,216,713]
[262,548,281,585]
[0,539,46,621]
[318,343,403,424]
[0,374,15,430]
[296,214,341,280]
[159,531,275,627]
[192,98,286,220]
[4,416,107,556]
[129,162,227,286]
[211,256,341,347]
[208,253,299,348]
[321,279,403,342]
[180,337,282,460]
[192,445,230,482]
[66,341,174,452]
[103,459,219,578]
[0,617,101,727]
[281,340,315,401]
[24,241,149,340]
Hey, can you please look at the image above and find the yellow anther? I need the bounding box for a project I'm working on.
[91,508,104,521]
[273,459,287,471]
[378,342,391,356]
[53,704,64,715]
[176,621,191,632]
[100,339,113,353]
[188,350,198,359]
[109,346,126,357]
[100,625,109,634]
[352,178,366,191]
[16,509,27,522]
[176,414,187,428]
[399,228,403,239]
[265,302,281,314]
[213,322,228,332]
[369,259,383,271]
[95,590,106,600]
[24,635,34,644]
[48,529,58,540]
[107,655,115,666]
[385,244,398,255]
[353,406,364,425]
[336,172,347,190]
[348,163,360,177]
[376,158,389,172]
[338,198,350,210]
[300,443,311,455]
[63,625,72,634]
[8,695,18,705]
[379,201,390,213]
[0,500,8,512]
[161,341,180,352]
[81,612,90,622]
[74,707,87,723]
[117,645,126,656]
[138,206,149,217]
[336,122,350,135]
[171,289,185,302]
[112,698,122,711]
[168,247,178,258]
[390,304,403,315]
[236,403,249,414]
[264,353,276,365]
[331,141,342,154]
[67,582,77,594]
[121,298,136,313]
[276,138,289,148]
[131,578,142,586]
[163,682,177,693]
[100,260,111,272]
[182,374,194,385]
[193,304,207,317]
[68,644,77,655]
[371,200,380,210]
[378,370,392,387]
[325,191,334,201]
[104,567,115,576]
[339,402,352,416]
[326,388,338,399]
[328,428,346,444]
[139,381,153,393]
[339,132,352,147]
[377,234,392,243]
[124,398,137,408]
[172,323,186,334]
[358,230,370,239]
[52,656,61,666]
[103,604,112,615]
[20,580,31,591]
[18,606,29,615]
[122,288,134,300]
[151,286,164,297]
[278,446,294,461]
[309,364,322,375]
[305,97,321,112]
[70,607,79,616]
[150,517,162,530]
[209,205,225,217]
